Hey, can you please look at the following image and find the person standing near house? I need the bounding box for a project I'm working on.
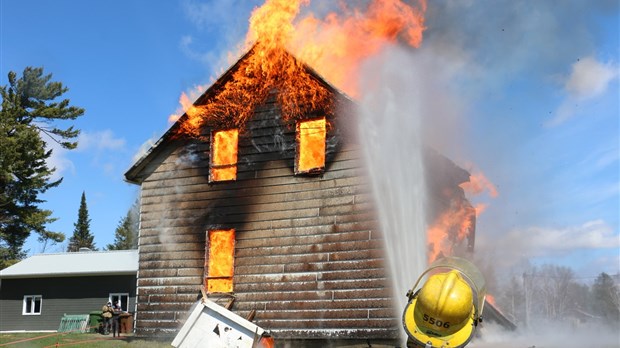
[111,300,122,337]
[101,301,113,334]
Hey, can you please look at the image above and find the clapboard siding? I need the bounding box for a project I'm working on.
[138,165,364,192]
[131,95,399,339]
[139,220,378,245]
[141,148,363,178]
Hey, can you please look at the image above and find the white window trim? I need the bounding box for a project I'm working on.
[22,295,42,315]
[109,293,129,311]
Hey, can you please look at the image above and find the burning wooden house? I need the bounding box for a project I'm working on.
[124,44,475,345]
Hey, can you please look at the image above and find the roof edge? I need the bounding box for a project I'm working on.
[23,249,138,257]
[124,47,258,184]
[0,270,137,279]
[124,45,354,184]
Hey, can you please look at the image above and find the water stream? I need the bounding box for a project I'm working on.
[357,46,428,343]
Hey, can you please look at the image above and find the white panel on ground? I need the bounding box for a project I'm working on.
[172,299,265,348]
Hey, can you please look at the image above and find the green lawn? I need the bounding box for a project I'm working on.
[0,333,172,348]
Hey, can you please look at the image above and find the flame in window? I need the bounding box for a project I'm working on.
[296,118,326,173]
[210,129,238,182]
[206,229,235,293]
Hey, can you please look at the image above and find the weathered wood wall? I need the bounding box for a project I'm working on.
[134,97,400,341]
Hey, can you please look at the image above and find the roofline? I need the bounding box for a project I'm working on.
[124,45,354,185]
[20,249,138,256]
[124,47,257,184]
[0,250,139,278]
[0,270,137,279]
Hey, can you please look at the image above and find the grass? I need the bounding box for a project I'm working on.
[0,333,172,348]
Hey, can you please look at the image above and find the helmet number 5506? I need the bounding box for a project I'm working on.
[423,313,450,329]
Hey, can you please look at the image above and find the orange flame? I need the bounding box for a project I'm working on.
[427,200,475,263]
[177,0,331,138]
[297,118,326,173]
[175,0,427,138]
[168,85,208,124]
[246,0,303,50]
[292,0,427,97]
[486,294,497,306]
[427,169,498,263]
[210,129,238,182]
[460,171,498,198]
[206,229,235,293]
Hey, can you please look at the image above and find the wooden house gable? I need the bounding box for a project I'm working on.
[125,47,473,345]
[125,49,400,341]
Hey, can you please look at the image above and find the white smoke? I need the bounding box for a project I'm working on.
[132,135,158,163]
[470,320,620,348]
[417,0,620,279]
[350,2,619,344]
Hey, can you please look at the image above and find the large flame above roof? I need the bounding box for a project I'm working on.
[174,0,427,138]
[291,0,427,97]
[171,0,500,266]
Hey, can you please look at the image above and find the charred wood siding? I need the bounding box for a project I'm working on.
[135,100,399,339]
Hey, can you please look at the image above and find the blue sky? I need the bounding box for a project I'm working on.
[1,0,618,279]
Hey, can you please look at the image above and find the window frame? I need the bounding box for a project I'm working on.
[109,293,129,312]
[295,117,327,175]
[209,128,239,183]
[22,295,42,315]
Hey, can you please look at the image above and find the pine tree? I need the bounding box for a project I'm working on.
[67,192,97,251]
[1,67,84,267]
[106,203,139,250]
[591,272,620,324]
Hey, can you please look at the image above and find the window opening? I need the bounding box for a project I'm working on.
[210,129,238,182]
[205,229,235,293]
[109,293,129,312]
[23,295,42,315]
[296,118,326,174]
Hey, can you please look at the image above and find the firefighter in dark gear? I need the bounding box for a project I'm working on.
[111,300,122,337]
[101,301,113,334]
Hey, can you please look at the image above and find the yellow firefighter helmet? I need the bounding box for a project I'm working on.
[414,270,474,335]
[403,270,477,348]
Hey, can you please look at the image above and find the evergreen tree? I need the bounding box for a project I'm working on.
[1,67,84,268]
[591,272,620,324]
[106,201,139,250]
[67,192,96,251]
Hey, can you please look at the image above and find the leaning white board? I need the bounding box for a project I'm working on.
[171,299,265,348]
